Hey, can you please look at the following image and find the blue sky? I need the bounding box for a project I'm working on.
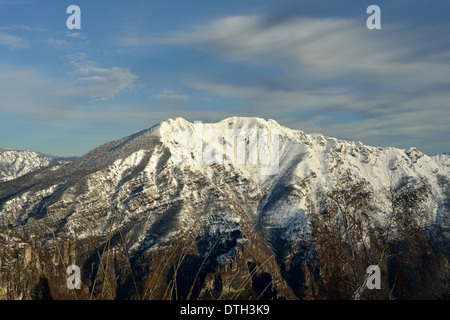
[0,0,449,156]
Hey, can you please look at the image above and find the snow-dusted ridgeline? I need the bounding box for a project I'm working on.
[0,149,54,182]
[0,117,448,300]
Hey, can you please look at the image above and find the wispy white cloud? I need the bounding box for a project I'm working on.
[0,53,139,122]
[65,31,87,40]
[0,32,28,49]
[45,38,69,48]
[186,79,264,99]
[171,14,447,79]
[66,54,138,101]
[153,90,190,102]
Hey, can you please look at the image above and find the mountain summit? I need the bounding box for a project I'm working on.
[0,117,449,300]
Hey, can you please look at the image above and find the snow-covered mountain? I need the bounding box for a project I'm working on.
[0,149,53,182]
[0,117,448,300]
[0,148,76,183]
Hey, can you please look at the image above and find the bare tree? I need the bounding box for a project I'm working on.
[310,175,378,299]
[309,174,437,300]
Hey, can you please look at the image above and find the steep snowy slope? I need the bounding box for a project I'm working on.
[0,149,54,182]
[0,117,448,300]
[0,148,76,182]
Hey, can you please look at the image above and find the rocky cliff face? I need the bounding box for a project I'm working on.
[0,117,448,299]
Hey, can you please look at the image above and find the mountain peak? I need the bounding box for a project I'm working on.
[0,117,449,300]
[158,116,280,131]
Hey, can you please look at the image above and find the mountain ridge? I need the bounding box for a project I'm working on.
[0,117,448,300]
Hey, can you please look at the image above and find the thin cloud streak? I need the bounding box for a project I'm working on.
[0,54,139,120]
[0,32,28,49]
